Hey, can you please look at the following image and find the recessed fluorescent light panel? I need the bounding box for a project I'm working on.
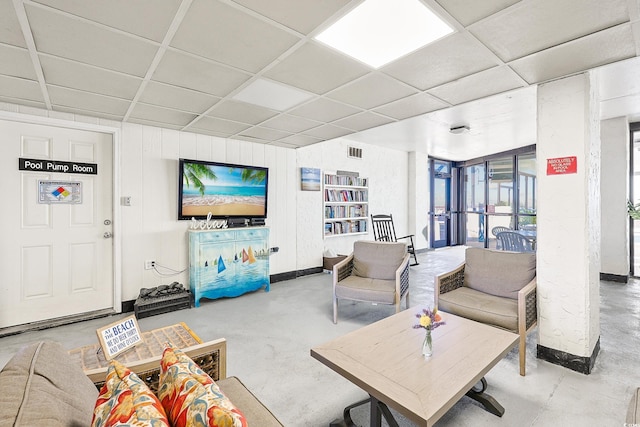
[315,0,453,68]
[233,79,314,111]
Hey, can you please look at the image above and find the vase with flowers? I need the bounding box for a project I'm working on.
[413,308,445,357]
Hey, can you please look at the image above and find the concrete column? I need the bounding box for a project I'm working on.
[408,151,430,250]
[600,117,629,280]
[536,73,601,374]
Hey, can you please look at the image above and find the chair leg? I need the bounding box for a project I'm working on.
[519,333,526,376]
[333,297,338,324]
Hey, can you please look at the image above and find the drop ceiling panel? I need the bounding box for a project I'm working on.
[0,2,27,48]
[288,97,360,122]
[130,103,197,126]
[510,24,636,84]
[303,123,352,140]
[332,111,395,131]
[598,56,640,101]
[327,73,418,109]
[239,126,292,141]
[279,133,322,147]
[53,105,124,121]
[0,45,37,80]
[470,0,630,62]
[189,116,251,135]
[435,0,521,26]
[206,100,278,125]
[264,42,370,95]
[0,75,44,102]
[260,114,322,133]
[32,0,182,42]
[152,49,251,97]
[127,117,184,130]
[382,32,499,90]
[428,66,526,105]
[25,4,158,77]
[373,92,449,120]
[48,85,130,116]
[139,81,220,114]
[232,0,351,35]
[39,55,142,99]
[170,0,300,73]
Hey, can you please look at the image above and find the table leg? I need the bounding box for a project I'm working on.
[465,377,505,417]
[329,396,400,427]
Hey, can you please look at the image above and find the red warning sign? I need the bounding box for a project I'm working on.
[546,156,577,175]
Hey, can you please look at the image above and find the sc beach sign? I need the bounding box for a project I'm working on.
[96,315,142,360]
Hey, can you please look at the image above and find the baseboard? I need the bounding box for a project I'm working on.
[599,272,628,283]
[537,337,600,375]
[270,267,323,283]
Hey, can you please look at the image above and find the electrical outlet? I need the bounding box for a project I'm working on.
[144,260,155,270]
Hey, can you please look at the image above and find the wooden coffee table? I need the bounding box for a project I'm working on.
[311,310,518,426]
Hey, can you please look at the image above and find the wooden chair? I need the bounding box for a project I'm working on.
[333,241,410,323]
[497,231,534,252]
[370,214,418,266]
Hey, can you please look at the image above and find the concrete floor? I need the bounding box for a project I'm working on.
[0,246,638,426]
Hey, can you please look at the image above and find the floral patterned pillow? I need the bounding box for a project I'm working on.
[158,345,247,427]
[92,359,170,427]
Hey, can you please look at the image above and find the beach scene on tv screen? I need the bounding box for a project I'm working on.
[182,163,267,217]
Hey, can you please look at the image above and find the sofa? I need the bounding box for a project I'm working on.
[0,339,282,426]
[435,247,537,376]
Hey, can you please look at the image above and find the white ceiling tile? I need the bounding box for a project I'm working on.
[129,102,197,126]
[0,45,37,80]
[373,92,449,120]
[48,85,130,116]
[207,100,278,124]
[598,56,640,101]
[39,55,142,99]
[261,114,322,133]
[139,81,220,114]
[302,123,352,140]
[510,24,636,84]
[171,0,299,73]
[332,111,395,131]
[0,1,27,48]
[32,0,182,42]
[435,0,521,26]
[188,116,251,135]
[232,0,351,35]
[288,97,360,122]
[264,42,370,94]
[470,0,630,62]
[279,134,322,146]
[0,96,45,109]
[382,32,499,90]
[53,104,124,121]
[153,49,251,97]
[239,126,292,141]
[0,75,43,102]
[428,66,526,105]
[327,73,417,109]
[25,4,158,77]
[127,117,184,130]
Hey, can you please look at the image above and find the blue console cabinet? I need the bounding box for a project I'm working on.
[189,227,270,307]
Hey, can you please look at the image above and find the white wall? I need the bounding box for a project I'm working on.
[0,103,298,302]
[296,138,410,267]
[600,117,629,277]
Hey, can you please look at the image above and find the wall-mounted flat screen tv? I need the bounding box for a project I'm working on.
[178,158,268,220]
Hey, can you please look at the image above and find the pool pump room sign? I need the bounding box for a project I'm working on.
[19,157,97,175]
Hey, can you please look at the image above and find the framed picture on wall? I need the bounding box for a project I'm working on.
[301,167,321,191]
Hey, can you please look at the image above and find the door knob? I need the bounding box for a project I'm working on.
[104,232,113,238]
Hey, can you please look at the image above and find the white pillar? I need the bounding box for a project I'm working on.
[600,117,629,280]
[408,151,430,250]
[536,73,601,374]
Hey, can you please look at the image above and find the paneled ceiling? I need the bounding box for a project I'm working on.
[1,0,639,160]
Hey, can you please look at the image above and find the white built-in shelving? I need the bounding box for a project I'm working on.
[323,173,368,238]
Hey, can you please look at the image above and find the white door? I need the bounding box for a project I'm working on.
[0,120,114,328]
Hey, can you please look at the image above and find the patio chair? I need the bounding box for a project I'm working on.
[491,226,511,249]
[497,231,534,252]
[332,240,410,323]
[370,213,418,265]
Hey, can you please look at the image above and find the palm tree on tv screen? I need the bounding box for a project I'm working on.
[240,168,266,184]
[183,163,216,196]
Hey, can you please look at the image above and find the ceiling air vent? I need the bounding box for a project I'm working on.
[348,146,362,159]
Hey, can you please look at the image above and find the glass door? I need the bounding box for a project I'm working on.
[430,159,451,248]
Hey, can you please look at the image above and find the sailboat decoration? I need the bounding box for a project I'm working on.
[217,255,226,274]
[247,246,256,264]
[242,248,249,263]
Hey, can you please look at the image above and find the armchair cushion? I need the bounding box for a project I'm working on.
[465,248,536,299]
[438,287,518,331]
[353,241,407,280]
[335,276,397,305]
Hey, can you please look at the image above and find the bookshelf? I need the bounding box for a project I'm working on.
[323,173,368,238]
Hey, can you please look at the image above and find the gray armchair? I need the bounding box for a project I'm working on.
[333,241,410,324]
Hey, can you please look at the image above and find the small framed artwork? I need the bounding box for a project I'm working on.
[301,167,321,191]
[96,315,143,360]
